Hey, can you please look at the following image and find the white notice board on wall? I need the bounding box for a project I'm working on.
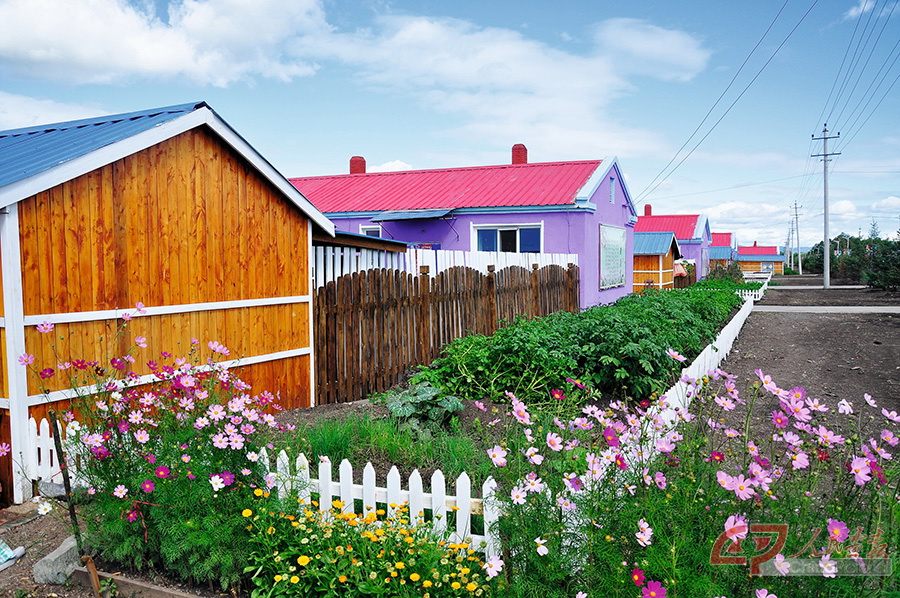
[599,225,626,289]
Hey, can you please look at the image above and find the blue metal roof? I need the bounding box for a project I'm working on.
[709,246,735,260]
[634,232,679,256]
[0,102,205,189]
[738,254,785,263]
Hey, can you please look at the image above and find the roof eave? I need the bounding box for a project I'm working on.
[0,105,335,236]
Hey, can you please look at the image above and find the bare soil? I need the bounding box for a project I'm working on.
[5,280,898,597]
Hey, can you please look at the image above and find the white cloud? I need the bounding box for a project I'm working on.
[872,195,900,213]
[844,0,875,20]
[369,159,413,172]
[831,199,857,215]
[0,0,325,86]
[0,92,102,130]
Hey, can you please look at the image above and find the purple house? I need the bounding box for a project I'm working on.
[634,205,712,279]
[290,144,638,308]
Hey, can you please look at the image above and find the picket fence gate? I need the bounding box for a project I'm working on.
[21,425,501,559]
[314,246,578,288]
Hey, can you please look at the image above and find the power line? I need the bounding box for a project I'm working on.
[636,0,821,204]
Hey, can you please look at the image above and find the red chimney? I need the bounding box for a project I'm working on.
[753,241,758,247]
[644,204,652,216]
[350,156,366,174]
[511,143,528,165]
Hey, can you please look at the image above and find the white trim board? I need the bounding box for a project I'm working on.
[25,347,312,407]
[23,295,311,326]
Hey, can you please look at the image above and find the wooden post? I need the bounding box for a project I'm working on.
[530,263,540,317]
[485,265,497,335]
[418,266,431,365]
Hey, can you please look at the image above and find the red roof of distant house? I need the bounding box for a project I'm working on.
[635,215,701,241]
[711,232,733,247]
[738,244,778,255]
[289,160,602,213]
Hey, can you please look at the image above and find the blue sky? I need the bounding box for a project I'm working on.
[1,0,898,248]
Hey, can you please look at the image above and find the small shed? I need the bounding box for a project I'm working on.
[632,232,682,292]
[737,242,785,275]
[635,205,712,279]
[0,102,334,503]
[709,232,736,269]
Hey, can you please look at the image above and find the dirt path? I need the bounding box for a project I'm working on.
[722,281,899,413]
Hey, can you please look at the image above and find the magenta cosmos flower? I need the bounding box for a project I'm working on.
[154,465,170,478]
[603,427,621,448]
[642,580,667,598]
[631,568,646,586]
[140,479,155,493]
[827,519,849,543]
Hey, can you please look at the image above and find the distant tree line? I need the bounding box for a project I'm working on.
[802,219,900,290]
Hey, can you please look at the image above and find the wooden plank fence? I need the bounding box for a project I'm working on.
[314,263,580,405]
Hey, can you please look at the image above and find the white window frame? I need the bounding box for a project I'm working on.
[470,222,544,253]
[360,225,382,238]
[609,177,616,204]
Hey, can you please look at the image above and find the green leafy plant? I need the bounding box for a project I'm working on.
[374,382,463,436]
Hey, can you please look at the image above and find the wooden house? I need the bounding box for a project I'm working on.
[709,232,737,269]
[737,242,785,275]
[632,232,682,292]
[0,102,334,503]
[634,205,711,279]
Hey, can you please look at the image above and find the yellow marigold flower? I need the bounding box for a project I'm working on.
[376,509,386,515]
[338,575,348,583]
[395,562,405,569]
[274,575,283,582]
[410,573,421,582]
[404,536,414,544]
[254,488,264,497]
[391,571,398,578]
[461,567,470,575]
[290,576,299,584]
[266,526,275,535]
[423,580,433,587]
[242,509,253,517]
[452,582,461,590]
[297,556,311,566]
[466,582,477,592]
[291,521,299,527]
[332,499,345,510]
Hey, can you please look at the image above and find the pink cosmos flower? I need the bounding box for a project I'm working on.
[864,393,877,407]
[523,472,545,493]
[774,553,791,575]
[134,429,150,444]
[546,432,564,452]
[155,466,170,479]
[135,336,147,348]
[783,397,812,422]
[524,446,544,465]
[755,590,777,598]
[882,430,899,447]
[0,443,10,458]
[550,388,566,401]
[724,514,748,540]
[126,510,140,522]
[849,456,871,485]
[511,401,532,426]
[805,397,828,412]
[211,433,229,449]
[483,556,503,578]
[636,519,653,546]
[17,353,34,366]
[827,518,849,543]
[715,396,736,411]
[882,409,900,424]
[113,484,128,498]
[228,435,245,450]
[819,554,837,578]
[838,399,853,414]
[534,537,549,556]
[771,410,789,429]
[716,471,734,489]
[813,425,845,446]
[642,580,667,598]
[654,472,667,490]
[730,475,755,500]
[208,341,230,355]
[631,568,646,586]
[510,486,526,505]
[487,445,508,467]
[557,496,577,511]
[140,479,155,493]
[474,401,486,412]
[655,438,675,454]
[666,349,687,362]
[791,451,810,470]
[709,451,725,463]
[36,321,54,333]
[614,454,628,471]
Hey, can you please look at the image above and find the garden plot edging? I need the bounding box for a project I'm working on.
[69,566,202,598]
[660,297,755,420]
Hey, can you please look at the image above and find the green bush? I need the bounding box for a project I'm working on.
[416,288,743,403]
[373,381,463,437]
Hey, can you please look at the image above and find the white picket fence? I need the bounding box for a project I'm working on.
[22,427,500,558]
[314,246,578,288]
[736,272,771,301]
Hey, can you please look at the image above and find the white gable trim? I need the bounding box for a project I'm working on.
[0,107,335,235]
[575,157,638,218]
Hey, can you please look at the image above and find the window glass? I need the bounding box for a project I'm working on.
[519,228,540,252]
[361,226,381,238]
[477,229,497,251]
[499,229,517,252]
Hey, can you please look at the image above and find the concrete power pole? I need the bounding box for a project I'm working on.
[792,201,803,275]
[785,225,793,269]
[812,125,840,288]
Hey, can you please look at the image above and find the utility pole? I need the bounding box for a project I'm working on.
[791,201,803,275]
[785,224,793,269]
[812,125,840,288]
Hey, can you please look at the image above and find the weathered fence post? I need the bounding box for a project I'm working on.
[418,266,431,365]
[485,264,498,335]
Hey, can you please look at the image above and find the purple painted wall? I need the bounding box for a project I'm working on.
[327,163,636,308]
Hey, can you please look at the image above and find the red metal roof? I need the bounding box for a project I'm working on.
[711,232,733,247]
[738,244,778,255]
[289,160,602,213]
[634,214,700,240]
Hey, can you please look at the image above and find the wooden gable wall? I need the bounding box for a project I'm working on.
[9,126,314,420]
